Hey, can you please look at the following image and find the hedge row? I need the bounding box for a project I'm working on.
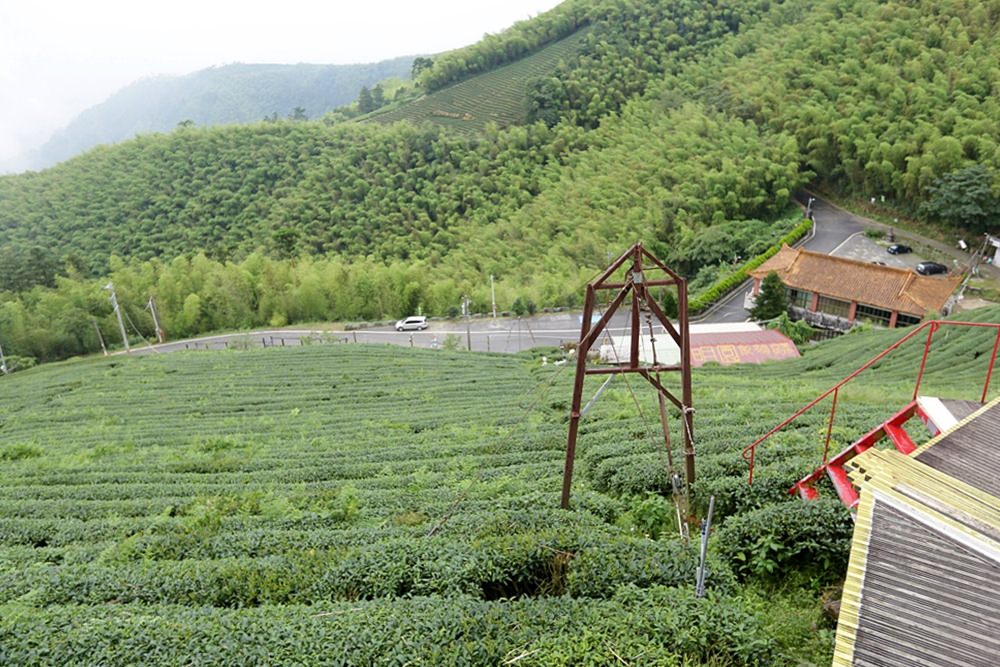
[691,457,817,520]
[689,217,813,314]
[0,587,777,666]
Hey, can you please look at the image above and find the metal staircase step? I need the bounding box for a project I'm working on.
[826,465,860,508]
[884,422,917,455]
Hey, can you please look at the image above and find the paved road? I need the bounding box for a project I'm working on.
[128,311,635,357]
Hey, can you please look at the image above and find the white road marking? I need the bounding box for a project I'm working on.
[830,231,864,256]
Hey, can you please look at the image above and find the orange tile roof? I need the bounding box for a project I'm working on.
[750,245,961,316]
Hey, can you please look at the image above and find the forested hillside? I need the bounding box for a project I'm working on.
[6,59,414,173]
[2,0,999,363]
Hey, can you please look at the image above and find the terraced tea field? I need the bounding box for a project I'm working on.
[367,29,590,136]
[0,306,997,664]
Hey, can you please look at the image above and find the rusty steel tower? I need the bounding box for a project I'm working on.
[560,243,694,509]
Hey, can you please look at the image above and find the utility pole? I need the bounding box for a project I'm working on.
[146,296,166,343]
[0,340,8,375]
[92,318,108,356]
[104,282,130,353]
[490,275,497,319]
[462,295,472,352]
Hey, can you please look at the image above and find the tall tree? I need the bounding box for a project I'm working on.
[920,164,1000,233]
[411,57,434,80]
[750,272,788,321]
[357,87,375,114]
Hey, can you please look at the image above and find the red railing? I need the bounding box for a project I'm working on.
[742,320,1000,484]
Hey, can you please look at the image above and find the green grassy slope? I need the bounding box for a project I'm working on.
[367,29,590,135]
[1,306,997,664]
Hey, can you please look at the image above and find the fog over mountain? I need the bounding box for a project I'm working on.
[2,58,414,173]
[0,0,564,173]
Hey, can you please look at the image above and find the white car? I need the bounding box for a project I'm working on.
[395,316,428,331]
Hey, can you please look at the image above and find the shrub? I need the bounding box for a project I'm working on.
[692,457,814,520]
[0,591,781,666]
[611,586,778,665]
[0,443,42,462]
[615,493,677,539]
[0,355,36,374]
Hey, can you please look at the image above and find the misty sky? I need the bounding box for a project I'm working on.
[0,0,564,164]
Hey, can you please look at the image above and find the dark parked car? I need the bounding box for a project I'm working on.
[887,244,912,255]
[916,261,949,276]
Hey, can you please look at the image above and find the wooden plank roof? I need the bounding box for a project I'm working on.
[750,245,962,316]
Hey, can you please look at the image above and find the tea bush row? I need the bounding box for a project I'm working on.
[714,500,854,584]
[3,528,733,608]
[0,587,776,666]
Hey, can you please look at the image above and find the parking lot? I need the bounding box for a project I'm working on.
[830,232,963,274]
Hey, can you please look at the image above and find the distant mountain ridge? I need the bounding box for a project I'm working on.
[6,59,414,172]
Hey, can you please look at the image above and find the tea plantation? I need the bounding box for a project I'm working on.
[367,29,590,135]
[0,306,997,665]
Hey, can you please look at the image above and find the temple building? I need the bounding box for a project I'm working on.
[750,245,962,331]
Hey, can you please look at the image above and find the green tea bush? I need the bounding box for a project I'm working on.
[714,500,854,585]
[0,591,779,666]
[566,538,736,598]
[589,452,672,495]
[612,586,778,665]
[692,457,815,521]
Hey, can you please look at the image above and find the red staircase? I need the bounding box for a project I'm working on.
[741,320,1000,510]
[789,401,922,508]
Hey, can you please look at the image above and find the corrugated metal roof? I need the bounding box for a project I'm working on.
[835,402,1000,666]
[916,400,1000,498]
[852,501,1000,666]
[937,399,985,423]
[750,245,961,315]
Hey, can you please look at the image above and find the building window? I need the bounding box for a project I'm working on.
[896,313,922,328]
[816,295,851,318]
[788,288,812,309]
[855,303,892,327]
